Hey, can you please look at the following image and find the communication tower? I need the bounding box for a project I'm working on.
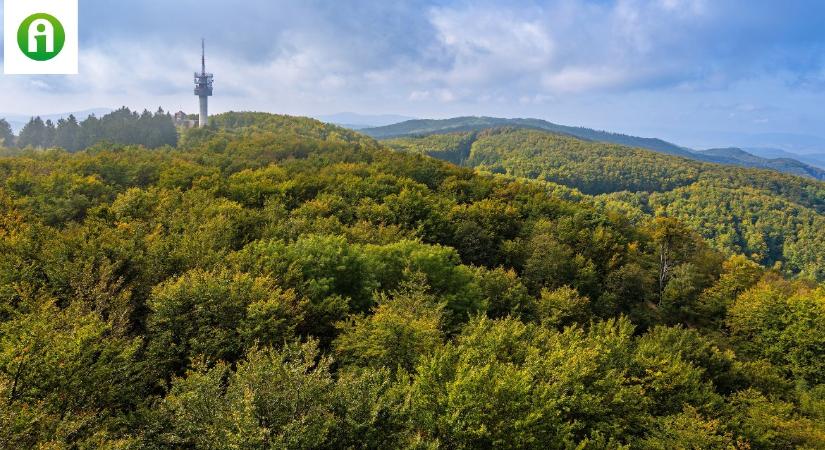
[194,39,214,127]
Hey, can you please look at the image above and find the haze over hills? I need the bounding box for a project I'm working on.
[678,131,825,156]
[315,112,417,129]
[696,148,825,180]
[1,108,112,133]
[362,117,825,180]
[745,147,825,170]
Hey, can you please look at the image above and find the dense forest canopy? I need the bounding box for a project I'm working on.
[1,113,824,448]
[387,128,825,281]
[0,107,178,152]
[365,117,825,181]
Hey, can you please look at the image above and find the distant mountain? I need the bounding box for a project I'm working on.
[698,148,825,180]
[316,112,416,129]
[362,116,825,180]
[362,116,697,158]
[745,147,825,170]
[1,108,112,133]
[691,131,825,155]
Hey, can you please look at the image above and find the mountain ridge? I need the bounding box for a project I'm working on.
[362,117,825,180]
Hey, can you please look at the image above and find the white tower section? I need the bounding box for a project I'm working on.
[194,39,214,127]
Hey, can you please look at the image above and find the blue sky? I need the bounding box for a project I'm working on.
[2,0,825,150]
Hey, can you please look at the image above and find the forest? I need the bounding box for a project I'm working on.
[0,107,178,152]
[364,117,825,181]
[1,113,824,448]
[387,128,825,281]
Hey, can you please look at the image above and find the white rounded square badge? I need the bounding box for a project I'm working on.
[4,0,79,74]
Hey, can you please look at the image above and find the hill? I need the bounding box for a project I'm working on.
[363,116,695,156]
[364,116,825,180]
[315,112,416,129]
[1,113,824,448]
[386,128,825,280]
[699,147,825,179]
[746,147,825,170]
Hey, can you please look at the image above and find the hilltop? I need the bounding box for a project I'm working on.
[363,116,825,180]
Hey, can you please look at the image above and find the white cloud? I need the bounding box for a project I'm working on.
[542,67,635,93]
[2,0,825,143]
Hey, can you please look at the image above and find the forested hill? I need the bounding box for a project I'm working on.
[698,147,825,179]
[1,112,824,448]
[363,116,693,156]
[386,128,825,280]
[363,116,825,180]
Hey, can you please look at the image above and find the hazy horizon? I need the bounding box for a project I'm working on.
[2,0,825,151]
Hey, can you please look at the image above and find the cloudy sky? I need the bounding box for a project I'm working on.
[2,0,824,149]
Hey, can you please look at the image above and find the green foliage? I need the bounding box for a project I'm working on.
[16,107,177,152]
[475,266,534,319]
[408,316,728,448]
[697,255,764,326]
[727,278,825,386]
[727,389,825,448]
[534,285,591,327]
[147,269,304,378]
[335,276,444,371]
[0,118,14,148]
[0,112,822,447]
[155,341,337,449]
[639,407,736,449]
[393,127,825,281]
[0,299,141,447]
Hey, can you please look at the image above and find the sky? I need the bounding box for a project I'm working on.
[1,0,824,151]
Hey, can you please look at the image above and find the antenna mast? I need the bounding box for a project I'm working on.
[201,38,206,75]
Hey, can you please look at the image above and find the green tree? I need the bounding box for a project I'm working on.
[0,300,141,448]
[154,341,337,449]
[534,285,590,327]
[17,116,49,148]
[697,255,764,326]
[475,266,534,320]
[54,114,81,151]
[0,118,14,147]
[727,279,825,385]
[334,276,444,371]
[146,269,304,378]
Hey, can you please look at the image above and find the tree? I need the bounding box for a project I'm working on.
[640,407,735,449]
[697,255,764,326]
[475,266,534,320]
[535,285,590,327]
[727,279,825,385]
[17,116,48,148]
[43,119,56,147]
[54,114,81,151]
[334,276,444,371]
[0,300,141,447]
[154,342,338,449]
[648,217,697,300]
[0,119,14,147]
[146,269,305,378]
[409,317,654,447]
[0,111,823,447]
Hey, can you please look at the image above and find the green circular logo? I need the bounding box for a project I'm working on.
[17,13,66,61]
